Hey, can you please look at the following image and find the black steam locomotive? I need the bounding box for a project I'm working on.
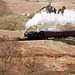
[24,30,75,40]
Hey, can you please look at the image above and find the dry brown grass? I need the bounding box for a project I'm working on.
[0,37,75,75]
[0,40,23,75]
[0,15,25,30]
[0,11,27,31]
[1,0,75,15]
[58,23,75,30]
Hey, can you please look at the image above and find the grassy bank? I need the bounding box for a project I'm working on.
[0,11,28,30]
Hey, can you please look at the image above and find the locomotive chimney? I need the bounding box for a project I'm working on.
[36,28,39,32]
[25,29,27,32]
[24,29,28,37]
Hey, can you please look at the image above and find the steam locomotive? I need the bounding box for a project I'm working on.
[24,30,75,40]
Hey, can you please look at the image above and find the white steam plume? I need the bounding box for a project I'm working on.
[25,9,75,30]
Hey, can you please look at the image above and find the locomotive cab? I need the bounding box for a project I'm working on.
[24,31,28,37]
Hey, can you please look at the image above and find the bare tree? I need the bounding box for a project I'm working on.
[0,38,22,75]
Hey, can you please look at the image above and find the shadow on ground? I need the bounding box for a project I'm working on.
[53,39,75,46]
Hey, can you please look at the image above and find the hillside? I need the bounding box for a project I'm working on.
[0,0,10,12]
[0,0,75,75]
[0,0,75,15]
[0,11,29,31]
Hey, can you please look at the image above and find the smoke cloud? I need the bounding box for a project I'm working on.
[25,9,75,30]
